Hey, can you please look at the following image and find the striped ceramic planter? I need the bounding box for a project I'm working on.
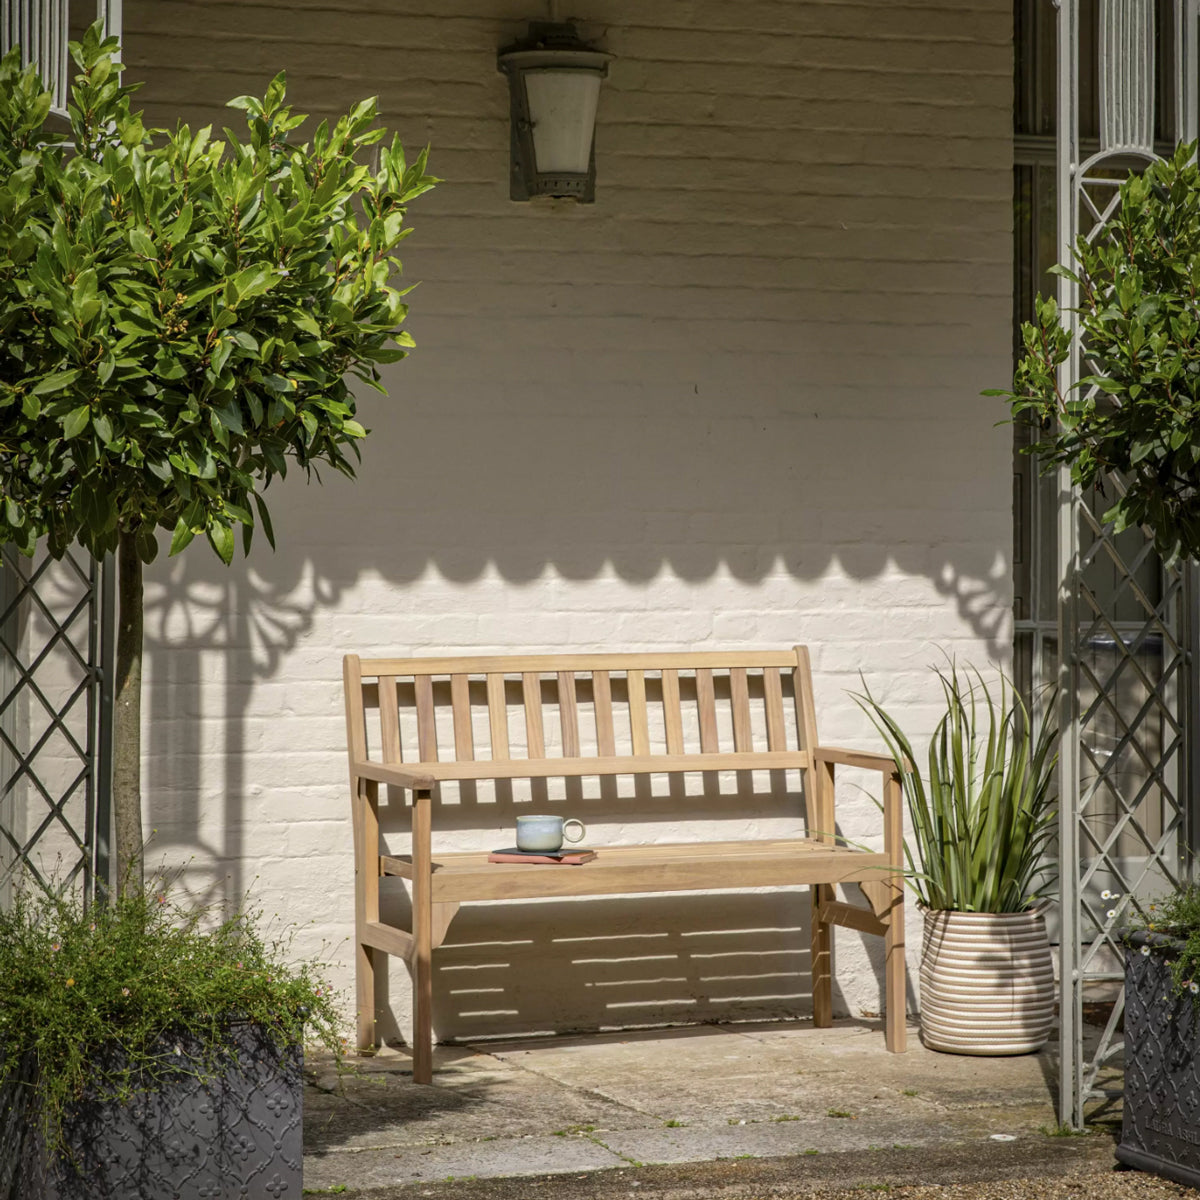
[919,908,1055,1055]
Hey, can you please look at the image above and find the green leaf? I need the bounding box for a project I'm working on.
[136,525,159,563]
[253,492,276,549]
[168,517,196,556]
[212,399,244,435]
[208,520,235,565]
[63,405,91,439]
[129,229,156,257]
[32,369,82,396]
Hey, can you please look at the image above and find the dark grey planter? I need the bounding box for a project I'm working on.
[1117,930,1200,1189]
[1,1023,302,1200]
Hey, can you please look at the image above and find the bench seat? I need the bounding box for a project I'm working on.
[379,840,894,902]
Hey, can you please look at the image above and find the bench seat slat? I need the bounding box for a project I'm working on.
[378,840,893,902]
[355,749,809,786]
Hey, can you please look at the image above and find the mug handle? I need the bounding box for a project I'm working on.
[562,818,586,844]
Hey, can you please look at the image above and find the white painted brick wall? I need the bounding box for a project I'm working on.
[121,0,1013,1044]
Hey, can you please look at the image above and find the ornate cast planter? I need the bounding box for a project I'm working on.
[1,1023,302,1200]
[919,908,1055,1055]
[1117,930,1200,1189]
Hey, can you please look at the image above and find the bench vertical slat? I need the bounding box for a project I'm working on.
[662,669,684,754]
[378,675,402,762]
[523,672,546,758]
[792,646,822,832]
[378,675,404,806]
[593,670,616,756]
[696,668,719,752]
[451,674,474,760]
[558,671,580,757]
[730,667,753,752]
[628,669,650,755]
[415,675,438,762]
[487,673,510,759]
[763,668,786,751]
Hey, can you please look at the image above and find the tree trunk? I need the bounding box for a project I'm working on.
[113,528,143,896]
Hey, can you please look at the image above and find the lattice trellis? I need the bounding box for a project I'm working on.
[1055,0,1200,1128]
[0,548,110,902]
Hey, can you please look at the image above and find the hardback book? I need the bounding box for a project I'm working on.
[487,847,597,865]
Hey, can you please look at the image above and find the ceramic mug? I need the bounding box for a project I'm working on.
[516,815,586,853]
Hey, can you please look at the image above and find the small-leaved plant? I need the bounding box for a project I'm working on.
[1130,885,1200,1001]
[854,662,1058,913]
[0,876,342,1156]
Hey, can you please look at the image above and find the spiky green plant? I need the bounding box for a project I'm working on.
[854,663,1058,913]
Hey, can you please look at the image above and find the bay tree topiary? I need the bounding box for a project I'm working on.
[0,26,435,891]
[992,142,1200,566]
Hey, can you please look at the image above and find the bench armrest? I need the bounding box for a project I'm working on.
[352,760,438,791]
[814,746,907,774]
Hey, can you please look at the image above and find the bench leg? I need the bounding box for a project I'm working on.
[811,884,833,1028]
[412,789,434,1085]
[353,779,381,1055]
[356,942,376,1052]
[882,771,906,1052]
[883,880,906,1053]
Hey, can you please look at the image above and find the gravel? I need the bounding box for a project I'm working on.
[765,1171,1200,1199]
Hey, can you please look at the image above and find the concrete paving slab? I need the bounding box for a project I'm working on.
[305,1045,648,1154]
[302,1019,1102,1195]
[304,1131,628,1191]
[482,1020,1059,1125]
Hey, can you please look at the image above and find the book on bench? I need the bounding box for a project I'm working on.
[487,847,597,865]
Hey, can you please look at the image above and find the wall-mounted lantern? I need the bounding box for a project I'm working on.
[497,21,612,203]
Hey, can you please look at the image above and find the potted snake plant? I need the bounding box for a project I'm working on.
[856,662,1058,1054]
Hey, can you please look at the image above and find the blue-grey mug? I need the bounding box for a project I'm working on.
[515,815,586,852]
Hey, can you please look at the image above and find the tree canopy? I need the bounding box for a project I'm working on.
[0,25,435,567]
[993,143,1200,565]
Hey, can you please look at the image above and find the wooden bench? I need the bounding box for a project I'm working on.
[342,647,906,1084]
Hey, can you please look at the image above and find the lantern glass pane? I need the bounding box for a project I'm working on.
[523,68,602,174]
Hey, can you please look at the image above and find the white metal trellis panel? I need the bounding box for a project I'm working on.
[1056,0,1200,1130]
[0,549,111,901]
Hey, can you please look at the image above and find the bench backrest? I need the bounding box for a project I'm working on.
[345,648,823,824]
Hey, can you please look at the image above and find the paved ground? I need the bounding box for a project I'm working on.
[299,1018,1184,1198]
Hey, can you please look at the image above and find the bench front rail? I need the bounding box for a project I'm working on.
[343,648,905,1084]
